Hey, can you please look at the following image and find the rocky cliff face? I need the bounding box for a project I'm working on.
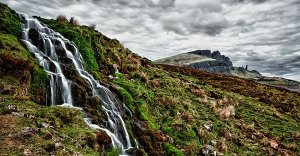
[188,50,233,75]
[156,50,262,79]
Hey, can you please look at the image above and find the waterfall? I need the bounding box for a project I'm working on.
[20,15,133,154]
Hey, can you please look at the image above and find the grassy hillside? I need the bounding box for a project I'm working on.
[0,4,119,156]
[1,3,299,156]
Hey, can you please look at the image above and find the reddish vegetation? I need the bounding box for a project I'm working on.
[0,54,33,74]
[160,64,300,119]
[0,114,18,133]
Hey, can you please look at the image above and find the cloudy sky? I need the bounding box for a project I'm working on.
[1,0,300,80]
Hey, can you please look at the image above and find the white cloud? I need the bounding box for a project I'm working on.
[0,0,299,80]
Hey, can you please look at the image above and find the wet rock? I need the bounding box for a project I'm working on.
[84,96,108,126]
[201,145,217,156]
[87,96,101,108]
[65,42,76,55]
[28,28,44,51]
[72,82,89,107]
[87,131,112,150]
[96,131,112,145]
[60,57,74,65]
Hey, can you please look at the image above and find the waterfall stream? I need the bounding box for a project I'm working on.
[20,15,133,155]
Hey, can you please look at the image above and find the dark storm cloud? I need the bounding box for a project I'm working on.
[0,0,299,80]
[236,0,269,3]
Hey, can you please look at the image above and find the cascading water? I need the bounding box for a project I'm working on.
[20,15,133,154]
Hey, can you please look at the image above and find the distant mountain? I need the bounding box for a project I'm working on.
[155,50,262,79]
[256,77,300,93]
[156,50,300,93]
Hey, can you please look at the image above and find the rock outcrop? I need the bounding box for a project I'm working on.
[188,50,233,75]
[156,50,262,79]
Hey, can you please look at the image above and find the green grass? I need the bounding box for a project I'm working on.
[0,96,101,155]
[0,32,48,103]
[163,143,185,156]
[113,73,159,129]
[0,3,21,37]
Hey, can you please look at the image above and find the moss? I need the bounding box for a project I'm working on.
[114,73,154,102]
[35,106,87,128]
[0,3,21,37]
[36,17,99,73]
[102,148,120,156]
[163,143,185,156]
[30,66,48,103]
[0,33,32,61]
[0,97,100,155]
[113,73,158,129]
[0,32,48,104]
[114,86,134,110]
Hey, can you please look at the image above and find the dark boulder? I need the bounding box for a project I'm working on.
[65,42,77,56]
[71,82,89,107]
[28,28,44,52]
[212,51,221,59]
[83,96,108,125]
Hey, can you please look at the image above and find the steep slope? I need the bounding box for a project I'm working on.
[1,3,300,156]
[0,4,116,155]
[256,77,300,93]
[37,16,300,155]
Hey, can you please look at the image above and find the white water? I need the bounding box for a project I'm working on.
[20,15,133,154]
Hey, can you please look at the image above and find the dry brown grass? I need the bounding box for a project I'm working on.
[150,79,160,88]
[136,72,148,82]
[217,138,227,152]
[207,95,239,119]
[198,128,209,142]
[69,17,79,27]
[213,105,235,119]
[56,14,67,22]
[161,64,300,120]
[191,88,206,98]
[89,23,96,30]
[181,111,192,122]
[157,96,180,108]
